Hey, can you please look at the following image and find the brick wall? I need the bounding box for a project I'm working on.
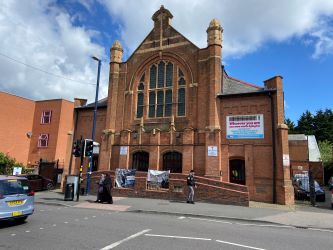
[0,92,35,164]
[80,171,249,206]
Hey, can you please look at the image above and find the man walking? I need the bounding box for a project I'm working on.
[187,170,196,204]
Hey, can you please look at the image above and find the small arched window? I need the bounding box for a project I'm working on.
[177,69,186,116]
[136,74,145,118]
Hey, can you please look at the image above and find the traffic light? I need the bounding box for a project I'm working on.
[84,139,93,157]
[73,139,82,157]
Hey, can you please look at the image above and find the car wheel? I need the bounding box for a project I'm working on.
[46,183,54,190]
[15,216,27,224]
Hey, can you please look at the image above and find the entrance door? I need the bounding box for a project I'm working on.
[229,159,246,185]
[132,151,149,172]
[163,152,182,173]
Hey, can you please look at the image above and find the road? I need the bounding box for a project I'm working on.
[0,203,332,250]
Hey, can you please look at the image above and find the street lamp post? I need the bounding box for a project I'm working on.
[86,56,101,195]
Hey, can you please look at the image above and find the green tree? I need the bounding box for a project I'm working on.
[318,140,333,170]
[284,118,296,134]
[0,152,26,175]
[295,110,314,135]
[313,109,333,143]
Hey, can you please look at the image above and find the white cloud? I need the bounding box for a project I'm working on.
[99,0,333,59]
[0,0,109,103]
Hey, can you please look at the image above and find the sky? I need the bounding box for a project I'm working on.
[0,0,332,123]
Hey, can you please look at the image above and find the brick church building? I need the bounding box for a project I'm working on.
[73,6,294,205]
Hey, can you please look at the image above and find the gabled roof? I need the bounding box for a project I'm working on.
[222,68,263,95]
[76,97,108,110]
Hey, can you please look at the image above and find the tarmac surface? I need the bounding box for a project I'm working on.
[35,189,333,231]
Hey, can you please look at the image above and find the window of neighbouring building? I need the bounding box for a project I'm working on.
[41,110,52,124]
[38,134,49,147]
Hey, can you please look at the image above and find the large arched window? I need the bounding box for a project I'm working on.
[136,61,187,119]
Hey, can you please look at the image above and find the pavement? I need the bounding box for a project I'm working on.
[35,189,333,231]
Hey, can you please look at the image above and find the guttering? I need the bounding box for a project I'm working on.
[268,91,277,204]
[217,89,276,99]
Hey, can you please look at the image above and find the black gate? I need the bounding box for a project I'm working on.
[163,152,182,173]
[132,151,149,172]
[229,159,246,185]
[293,171,316,206]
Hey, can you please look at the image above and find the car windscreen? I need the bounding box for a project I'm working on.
[0,179,31,195]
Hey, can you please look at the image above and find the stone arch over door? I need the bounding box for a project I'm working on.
[229,159,246,185]
[132,151,149,172]
[163,151,182,173]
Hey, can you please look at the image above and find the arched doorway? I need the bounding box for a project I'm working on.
[132,151,149,172]
[163,152,182,173]
[229,159,246,185]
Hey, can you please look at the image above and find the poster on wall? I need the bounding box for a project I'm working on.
[208,146,218,156]
[115,168,136,188]
[120,146,128,155]
[12,167,22,175]
[226,114,264,139]
[147,170,170,189]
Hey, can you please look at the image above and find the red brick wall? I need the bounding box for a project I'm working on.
[0,92,35,164]
[28,99,74,166]
[80,171,249,206]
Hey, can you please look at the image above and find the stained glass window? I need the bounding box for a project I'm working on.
[156,90,164,117]
[136,93,144,118]
[178,88,185,116]
[166,63,173,87]
[150,65,156,89]
[165,90,172,117]
[158,61,165,88]
[148,91,156,118]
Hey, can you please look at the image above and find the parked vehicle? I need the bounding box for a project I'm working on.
[292,174,325,202]
[328,176,333,191]
[19,174,54,191]
[0,175,35,222]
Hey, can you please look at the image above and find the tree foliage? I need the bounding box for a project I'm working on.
[292,109,333,144]
[318,140,333,170]
[0,152,26,175]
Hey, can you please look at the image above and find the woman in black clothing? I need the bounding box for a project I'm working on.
[102,173,113,204]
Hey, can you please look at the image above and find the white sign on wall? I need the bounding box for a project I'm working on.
[283,154,290,167]
[12,167,22,175]
[226,114,264,139]
[120,146,128,155]
[207,146,218,157]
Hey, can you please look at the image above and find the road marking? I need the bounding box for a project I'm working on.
[100,229,151,250]
[178,216,186,219]
[64,221,68,224]
[40,210,45,212]
[25,231,30,233]
[52,224,56,227]
[11,234,16,236]
[40,228,44,230]
[187,217,232,224]
[308,228,333,233]
[216,240,266,250]
[235,222,294,229]
[92,215,96,218]
[144,234,211,241]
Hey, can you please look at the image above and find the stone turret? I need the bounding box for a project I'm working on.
[110,40,123,63]
[207,18,223,46]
